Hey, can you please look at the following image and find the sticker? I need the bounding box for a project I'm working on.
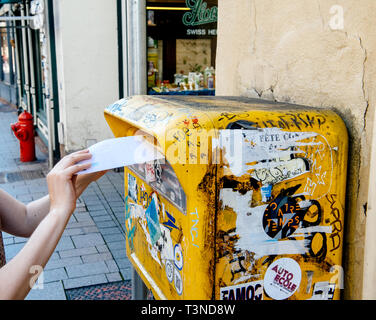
[154,159,163,184]
[263,258,301,300]
[127,173,138,203]
[145,197,162,245]
[262,185,322,240]
[165,260,174,283]
[220,280,263,300]
[309,281,336,300]
[145,162,156,183]
[174,244,183,270]
[174,268,183,295]
[162,211,179,231]
[261,184,272,202]
[139,184,148,207]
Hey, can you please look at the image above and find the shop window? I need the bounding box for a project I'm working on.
[146,0,217,95]
[0,23,10,83]
[0,21,15,85]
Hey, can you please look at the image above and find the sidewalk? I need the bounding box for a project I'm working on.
[0,103,131,300]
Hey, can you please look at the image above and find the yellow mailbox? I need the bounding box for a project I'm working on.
[104,95,348,300]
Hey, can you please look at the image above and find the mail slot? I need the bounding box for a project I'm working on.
[104,95,348,300]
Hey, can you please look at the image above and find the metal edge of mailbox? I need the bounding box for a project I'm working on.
[131,253,167,300]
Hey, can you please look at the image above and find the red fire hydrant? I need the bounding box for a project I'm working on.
[11,110,36,162]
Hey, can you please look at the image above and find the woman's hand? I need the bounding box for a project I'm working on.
[46,149,92,216]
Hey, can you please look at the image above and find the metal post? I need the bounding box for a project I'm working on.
[121,0,129,97]
[25,3,37,125]
[126,0,148,299]
[127,0,146,95]
[20,4,31,112]
[132,267,149,300]
[42,0,54,169]
[12,19,22,106]
[126,0,133,95]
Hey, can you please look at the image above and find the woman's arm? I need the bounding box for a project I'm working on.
[0,169,106,238]
[0,149,100,299]
[0,192,50,238]
[0,207,72,299]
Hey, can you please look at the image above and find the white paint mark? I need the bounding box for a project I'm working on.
[304,134,334,200]
[218,128,319,177]
[297,200,312,208]
[292,226,332,236]
[221,188,332,259]
[233,274,261,285]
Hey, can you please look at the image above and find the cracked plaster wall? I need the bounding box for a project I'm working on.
[216,0,376,299]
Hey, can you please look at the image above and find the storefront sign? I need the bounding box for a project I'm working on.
[183,0,218,26]
[186,28,216,36]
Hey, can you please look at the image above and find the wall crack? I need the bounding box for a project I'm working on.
[251,0,257,54]
[358,37,369,131]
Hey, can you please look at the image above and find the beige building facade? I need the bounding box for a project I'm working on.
[53,0,119,153]
[216,0,376,299]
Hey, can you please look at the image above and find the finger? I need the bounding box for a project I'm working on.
[60,152,92,169]
[48,150,92,175]
[65,162,92,177]
[71,149,90,155]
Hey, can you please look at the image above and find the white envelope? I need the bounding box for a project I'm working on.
[77,136,164,175]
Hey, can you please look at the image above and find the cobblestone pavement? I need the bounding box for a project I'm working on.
[0,103,130,300]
